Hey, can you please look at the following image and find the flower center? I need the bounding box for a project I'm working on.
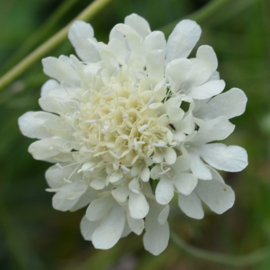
[73,66,173,169]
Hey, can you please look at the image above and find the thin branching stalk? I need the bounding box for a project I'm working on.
[170,231,270,267]
[0,0,113,92]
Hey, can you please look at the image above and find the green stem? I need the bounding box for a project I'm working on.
[160,0,233,35]
[0,0,113,92]
[170,231,270,267]
[1,0,78,74]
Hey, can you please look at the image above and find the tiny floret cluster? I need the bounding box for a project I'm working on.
[19,14,248,255]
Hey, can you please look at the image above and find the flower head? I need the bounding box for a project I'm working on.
[18,14,248,255]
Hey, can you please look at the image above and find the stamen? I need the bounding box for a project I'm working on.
[121,165,130,172]
[153,143,167,148]
[85,119,97,123]
[139,124,149,132]
[147,96,155,106]
[109,151,120,159]
[159,167,171,175]
[103,89,114,95]
[134,138,138,150]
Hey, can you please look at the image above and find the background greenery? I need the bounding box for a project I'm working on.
[0,0,269,269]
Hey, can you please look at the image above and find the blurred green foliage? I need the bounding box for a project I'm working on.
[0,0,269,269]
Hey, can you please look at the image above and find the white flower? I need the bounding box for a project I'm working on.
[18,13,248,255]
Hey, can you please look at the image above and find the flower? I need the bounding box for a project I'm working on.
[18,13,248,255]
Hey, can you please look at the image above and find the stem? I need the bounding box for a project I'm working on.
[1,0,78,73]
[160,0,233,35]
[170,231,270,267]
[0,0,113,92]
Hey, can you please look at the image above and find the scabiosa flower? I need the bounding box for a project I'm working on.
[18,14,248,255]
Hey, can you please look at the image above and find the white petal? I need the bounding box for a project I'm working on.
[45,164,79,188]
[189,80,225,100]
[158,204,170,225]
[108,38,128,65]
[144,31,166,53]
[80,216,100,240]
[127,212,144,235]
[172,152,190,172]
[28,137,73,160]
[196,176,235,214]
[52,181,87,211]
[42,57,80,85]
[140,166,150,182]
[18,111,59,139]
[124,13,151,38]
[188,149,212,180]
[191,117,235,145]
[86,196,114,221]
[166,20,201,62]
[178,192,204,219]
[199,143,248,172]
[146,50,165,84]
[70,190,96,212]
[68,21,100,63]
[129,178,140,193]
[129,192,149,219]
[194,88,248,121]
[92,205,125,249]
[121,221,132,238]
[164,147,177,165]
[189,45,218,86]
[41,79,59,97]
[155,178,174,205]
[143,201,170,256]
[112,185,129,203]
[90,179,105,190]
[174,173,198,195]
[165,58,191,92]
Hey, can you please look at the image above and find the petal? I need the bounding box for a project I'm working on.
[127,212,144,235]
[18,111,59,139]
[42,57,80,85]
[108,38,128,65]
[174,173,198,195]
[194,88,248,121]
[80,215,100,240]
[166,20,201,62]
[189,79,225,100]
[158,204,170,225]
[143,201,170,255]
[188,149,212,180]
[199,143,248,172]
[140,166,150,182]
[28,137,73,160]
[155,178,174,205]
[86,196,114,221]
[70,190,96,212]
[68,21,101,63]
[191,117,235,145]
[144,31,166,53]
[188,45,218,87]
[146,50,165,84]
[112,185,129,203]
[52,181,87,211]
[178,192,204,219]
[41,79,59,97]
[196,174,235,214]
[129,192,149,219]
[124,13,151,38]
[92,205,125,249]
[45,164,80,188]
[164,147,177,165]
[165,58,191,92]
